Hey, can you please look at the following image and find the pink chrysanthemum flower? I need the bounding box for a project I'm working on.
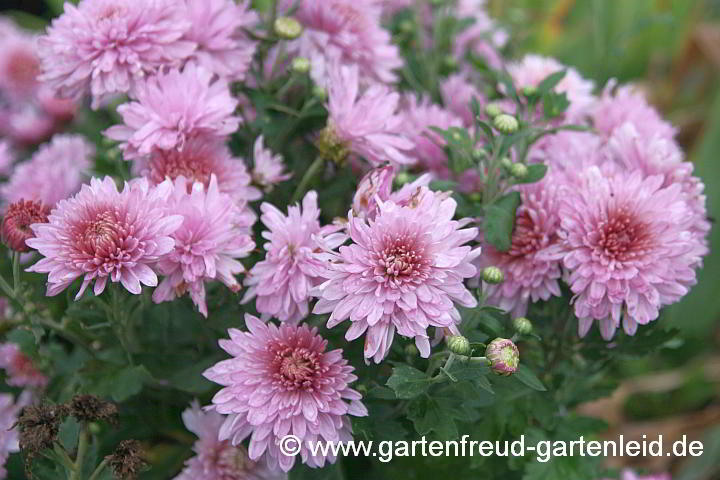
[1,199,50,253]
[401,94,465,174]
[292,0,402,86]
[174,402,286,480]
[204,315,368,472]
[182,0,257,81]
[243,191,345,323]
[313,186,481,363]
[0,343,48,389]
[26,176,183,299]
[507,54,596,120]
[477,179,563,317]
[592,80,677,141]
[0,21,41,100]
[251,136,291,192]
[0,393,23,480]
[1,134,94,207]
[605,123,710,252]
[153,176,255,317]
[551,166,703,339]
[527,130,603,173]
[38,0,196,109]
[0,141,14,176]
[325,63,414,166]
[352,165,395,220]
[452,0,508,69]
[104,64,240,160]
[440,72,484,127]
[132,136,261,204]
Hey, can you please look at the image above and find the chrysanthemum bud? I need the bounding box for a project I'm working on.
[493,114,519,134]
[522,85,537,97]
[404,344,419,356]
[291,57,311,75]
[398,19,414,34]
[510,162,528,179]
[500,156,513,170]
[394,171,412,187]
[482,266,504,284]
[446,335,471,356]
[484,102,503,119]
[485,338,519,376]
[312,85,327,101]
[512,317,533,335]
[2,199,50,252]
[274,17,303,40]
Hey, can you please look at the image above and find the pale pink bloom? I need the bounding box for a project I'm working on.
[1,134,94,207]
[313,187,481,363]
[105,64,240,159]
[0,343,47,389]
[132,136,261,204]
[326,63,414,166]
[507,54,596,120]
[382,0,412,16]
[527,130,603,173]
[26,176,183,299]
[477,179,563,317]
[0,141,13,176]
[292,0,402,86]
[174,402,285,480]
[0,393,24,479]
[619,470,671,480]
[453,0,508,69]
[605,123,709,253]
[550,166,703,339]
[38,0,196,109]
[204,316,368,472]
[182,0,258,81]
[153,176,255,317]
[592,80,676,141]
[440,72,484,127]
[243,191,345,323]
[252,136,291,192]
[0,22,41,99]
[400,94,464,174]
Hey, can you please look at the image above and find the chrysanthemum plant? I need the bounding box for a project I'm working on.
[0,1,707,480]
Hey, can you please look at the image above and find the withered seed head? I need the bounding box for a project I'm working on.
[69,394,118,424]
[107,439,146,480]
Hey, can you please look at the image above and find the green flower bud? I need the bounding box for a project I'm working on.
[500,156,513,170]
[522,85,537,97]
[404,343,419,356]
[484,102,503,119]
[485,338,519,376]
[446,335,471,356]
[482,266,504,284]
[316,126,348,165]
[398,19,414,34]
[512,317,533,335]
[312,85,327,101]
[274,17,303,40]
[510,162,528,179]
[493,114,519,134]
[291,57,311,74]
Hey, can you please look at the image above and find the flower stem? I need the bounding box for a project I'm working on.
[11,251,20,295]
[88,458,110,480]
[69,426,89,480]
[290,156,324,203]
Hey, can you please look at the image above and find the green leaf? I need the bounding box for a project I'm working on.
[536,70,567,95]
[483,191,521,252]
[514,364,547,391]
[408,396,459,440]
[513,164,548,184]
[386,365,433,399]
[88,365,153,402]
[289,462,345,480]
[542,92,570,119]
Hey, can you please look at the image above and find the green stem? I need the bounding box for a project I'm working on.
[88,458,110,480]
[0,273,13,299]
[69,427,89,480]
[110,286,134,365]
[290,156,325,203]
[11,251,20,295]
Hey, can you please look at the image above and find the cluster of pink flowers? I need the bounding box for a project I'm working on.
[477,57,709,340]
[0,19,75,146]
